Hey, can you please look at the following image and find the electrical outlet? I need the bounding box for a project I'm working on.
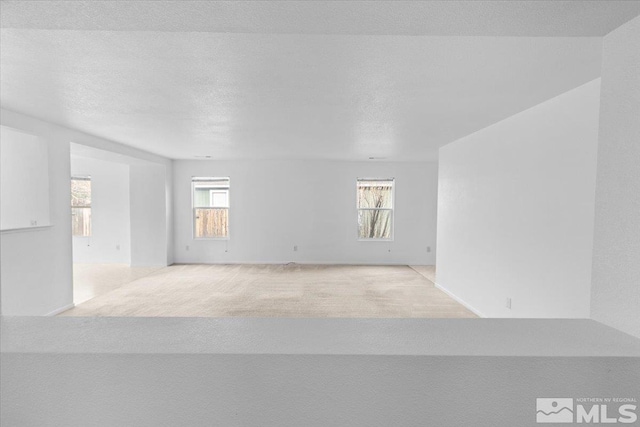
[506,298,512,309]
[293,245,298,252]
[185,245,190,251]
[116,244,120,251]
[427,246,431,253]
[30,220,37,226]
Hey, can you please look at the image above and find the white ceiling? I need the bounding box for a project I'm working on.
[1,1,638,161]
[70,143,157,167]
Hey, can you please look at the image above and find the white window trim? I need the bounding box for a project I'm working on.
[209,189,229,208]
[356,178,395,241]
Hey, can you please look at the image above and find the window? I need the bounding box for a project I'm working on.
[357,178,394,240]
[71,176,91,236]
[192,177,230,239]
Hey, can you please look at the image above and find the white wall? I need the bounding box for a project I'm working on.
[130,163,170,267]
[5,354,637,427]
[3,317,639,427]
[591,16,640,338]
[71,156,131,264]
[436,79,601,318]
[173,160,438,265]
[0,108,173,315]
[164,161,174,266]
[0,113,73,316]
[0,126,50,230]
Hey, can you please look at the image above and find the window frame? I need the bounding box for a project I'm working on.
[356,178,395,241]
[191,176,230,240]
[70,175,92,237]
[209,189,229,208]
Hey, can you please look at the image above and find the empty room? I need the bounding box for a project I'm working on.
[1,1,639,426]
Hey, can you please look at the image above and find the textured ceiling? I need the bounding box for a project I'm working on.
[1,1,636,160]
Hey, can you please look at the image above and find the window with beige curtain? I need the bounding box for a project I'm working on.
[357,178,394,240]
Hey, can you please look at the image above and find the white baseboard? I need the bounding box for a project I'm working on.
[46,303,75,317]
[172,261,414,266]
[434,282,486,318]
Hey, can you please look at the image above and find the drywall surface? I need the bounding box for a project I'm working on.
[436,80,601,318]
[71,156,131,264]
[0,126,50,230]
[173,160,438,265]
[4,317,640,357]
[2,353,638,427]
[0,108,172,315]
[0,115,73,316]
[130,163,170,267]
[591,16,640,338]
[164,161,174,266]
[3,316,639,427]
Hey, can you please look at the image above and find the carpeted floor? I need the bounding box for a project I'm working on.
[61,264,477,318]
[409,265,436,283]
[72,263,163,305]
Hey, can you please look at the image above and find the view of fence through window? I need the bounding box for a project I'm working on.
[192,177,230,238]
[71,176,91,237]
[357,178,394,239]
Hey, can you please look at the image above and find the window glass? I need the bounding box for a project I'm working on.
[192,177,230,238]
[71,176,91,237]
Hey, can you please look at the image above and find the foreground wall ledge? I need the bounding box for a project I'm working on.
[2,317,639,357]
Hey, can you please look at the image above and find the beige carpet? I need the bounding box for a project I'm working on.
[61,264,477,318]
[72,263,163,305]
[409,265,436,283]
